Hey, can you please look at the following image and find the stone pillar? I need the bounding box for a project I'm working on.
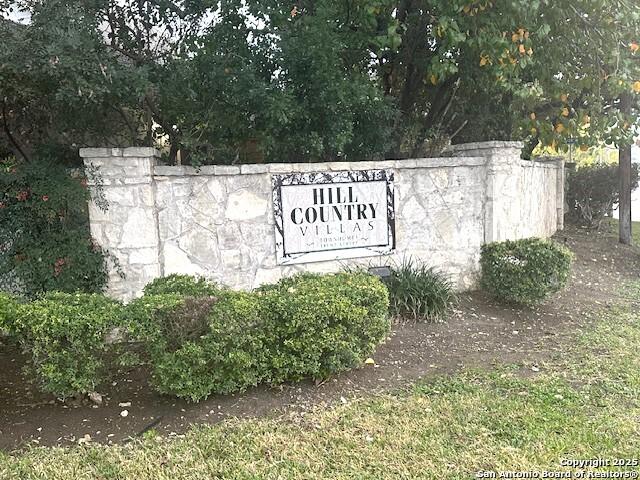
[556,158,565,231]
[446,141,524,244]
[79,147,161,301]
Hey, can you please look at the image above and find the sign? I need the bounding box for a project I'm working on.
[272,169,395,265]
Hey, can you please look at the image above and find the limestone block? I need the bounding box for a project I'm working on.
[451,165,485,185]
[119,208,158,248]
[240,164,269,174]
[224,173,270,194]
[171,182,193,198]
[103,223,124,246]
[187,188,225,229]
[123,177,153,185]
[326,162,349,171]
[206,177,226,199]
[220,249,242,269]
[350,161,377,171]
[374,160,396,169]
[257,242,278,268]
[137,185,155,207]
[106,187,136,207]
[302,261,342,274]
[225,189,269,221]
[123,147,160,158]
[154,182,174,209]
[429,169,451,190]
[253,267,283,287]
[217,224,243,250]
[268,163,296,173]
[214,165,241,175]
[163,243,205,276]
[239,223,273,249]
[400,196,425,221]
[431,211,457,245]
[89,223,105,244]
[158,208,182,241]
[212,269,253,290]
[178,225,220,268]
[122,163,152,178]
[408,171,438,200]
[395,159,418,169]
[129,248,158,265]
[79,148,111,158]
[97,166,126,178]
[87,203,111,223]
[239,245,261,270]
[141,263,161,279]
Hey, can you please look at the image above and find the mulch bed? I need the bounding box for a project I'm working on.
[1,225,638,451]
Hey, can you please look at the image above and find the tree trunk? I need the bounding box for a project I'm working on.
[618,92,632,245]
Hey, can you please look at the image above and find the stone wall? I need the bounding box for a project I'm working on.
[80,142,564,301]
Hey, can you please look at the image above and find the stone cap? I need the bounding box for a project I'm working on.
[520,156,563,169]
[79,147,161,158]
[445,141,524,153]
[153,156,487,177]
[531,155,563,163]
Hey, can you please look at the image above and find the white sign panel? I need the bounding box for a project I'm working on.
[272,170,395,265]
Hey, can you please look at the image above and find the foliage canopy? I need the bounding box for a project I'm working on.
[0,0,639,163]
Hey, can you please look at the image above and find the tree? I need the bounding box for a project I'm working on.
[619,92,633,244]
[378,0,540,156]
[1,0,399,164]
[0,3,150,164]
[448,1,640,156]
[1,0,639,165]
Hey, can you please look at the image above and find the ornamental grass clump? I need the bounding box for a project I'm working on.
[480,237,573,306]
[382,258,457,322]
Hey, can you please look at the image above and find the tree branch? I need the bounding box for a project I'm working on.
[1,99,30,162]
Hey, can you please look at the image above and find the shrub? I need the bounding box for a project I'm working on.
[382,259,456,322]
[142,274,220,297]
[258,272,390,384]
[128,292,267,402]
[480,238,573,306]
[12,293,124,398]
[0,159,109,297]
[0,292,21,336]
[566,163,639,228]
[130,272,390,401]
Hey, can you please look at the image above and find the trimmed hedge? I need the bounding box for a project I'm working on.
[258,272,390,384]
[142,274,220,296]
[0,292,20,335]
[127,292,268,401]
[480,238,573,305]
[130,272,390,402]
[11,292,124,398]
[2,272,390,401]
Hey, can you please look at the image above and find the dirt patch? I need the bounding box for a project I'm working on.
[1,225,639,451]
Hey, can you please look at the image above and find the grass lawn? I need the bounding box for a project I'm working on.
[2,286,640,479]
[606,218,640,244]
